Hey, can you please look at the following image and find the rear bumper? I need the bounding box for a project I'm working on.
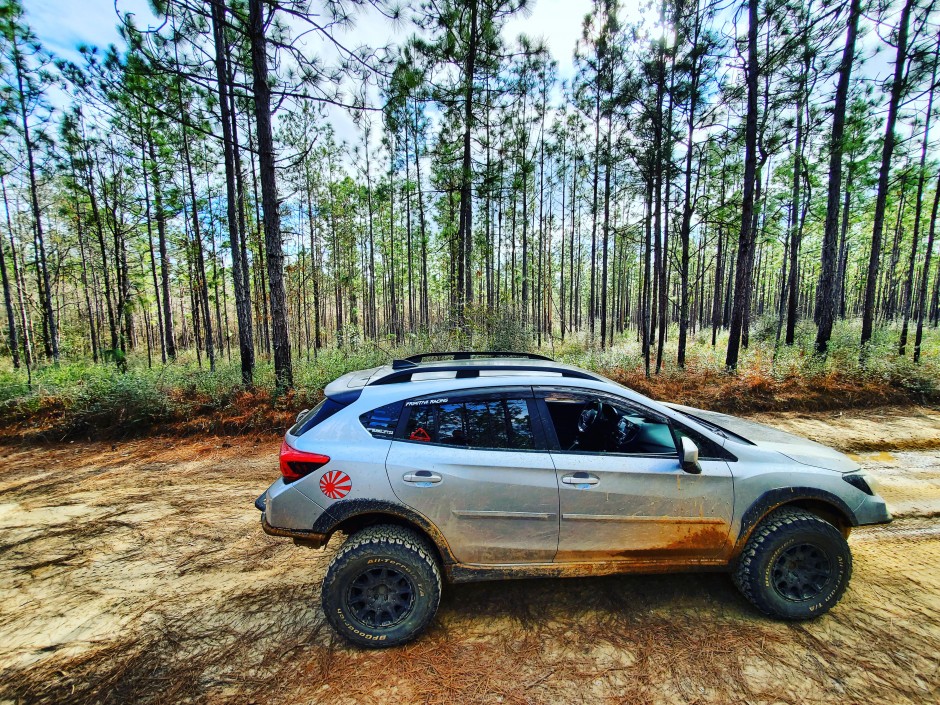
[260,512,330,548]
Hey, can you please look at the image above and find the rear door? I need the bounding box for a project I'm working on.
[386,388,559,564]
[537,389,734,563]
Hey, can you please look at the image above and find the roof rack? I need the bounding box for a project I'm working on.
[370,362,597,386]
[391,351,553,370]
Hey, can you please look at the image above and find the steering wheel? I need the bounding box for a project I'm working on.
[616,416,641,447]
[577,402,602,434]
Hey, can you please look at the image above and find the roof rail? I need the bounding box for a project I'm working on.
[391,351,553,370]
[370,362,596,386]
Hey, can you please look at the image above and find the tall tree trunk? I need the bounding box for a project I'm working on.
[861,0,913,349]
[147,139,175,360]
[725,0,759,371]
[0,180,18,368]
[5,181,32,367]
[785,84,805,346]
[212,0,254,385]
[180,115,214,370]
[413,98,430,327]
[139,132,164,364]
[456,0,479,323]
[914,170,940,362]
[677,3,702,367]
[600,118,612,350]
[590,91,601,340]
[249,0,292,389]
[12,32,57,362]
[815,0,860,354]
[900,42,938,355]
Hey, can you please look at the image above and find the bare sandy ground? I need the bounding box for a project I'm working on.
[0,407,938,704]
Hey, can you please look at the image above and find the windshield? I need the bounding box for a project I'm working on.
[673,409,755,445]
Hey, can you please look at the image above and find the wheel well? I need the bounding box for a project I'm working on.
[332,512,451,566]
[785,499,853,537]
[735,494,856,555]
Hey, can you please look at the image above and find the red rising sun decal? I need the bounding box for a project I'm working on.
[319,470,351,500]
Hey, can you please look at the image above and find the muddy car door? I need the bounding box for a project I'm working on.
[536,389,734,564]
[385,388,559,565]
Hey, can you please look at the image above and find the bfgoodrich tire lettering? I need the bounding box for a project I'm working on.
[733,507,852,620]
[322,524,441,647]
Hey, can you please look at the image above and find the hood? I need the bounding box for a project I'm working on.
[664,403,860,473]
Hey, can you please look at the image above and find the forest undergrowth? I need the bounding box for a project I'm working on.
[0,318,936,442]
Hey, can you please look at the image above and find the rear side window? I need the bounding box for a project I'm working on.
[290,397,347,437]
[359,401,404,438]
[401,396,535,450]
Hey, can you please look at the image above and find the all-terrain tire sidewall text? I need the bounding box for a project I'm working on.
[733,507,853,620]
[322,524,441,648]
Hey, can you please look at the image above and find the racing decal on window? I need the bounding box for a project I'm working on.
[319,470,352,500]
[405,398,448,407]
[409,427,431,442]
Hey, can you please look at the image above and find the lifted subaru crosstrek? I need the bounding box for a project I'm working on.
[257,352,891,647]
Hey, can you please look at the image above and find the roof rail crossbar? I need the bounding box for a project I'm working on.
[392,351,553,370]
[370,363,596,386]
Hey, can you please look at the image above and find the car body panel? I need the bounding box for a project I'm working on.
[386,440,559,564]
[551,454,734,562]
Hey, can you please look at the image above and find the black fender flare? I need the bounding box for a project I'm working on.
[312,498,457,564]
[734,486,859,555]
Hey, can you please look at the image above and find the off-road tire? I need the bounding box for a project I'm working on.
[322,524,441,647]
[733,507,852,620]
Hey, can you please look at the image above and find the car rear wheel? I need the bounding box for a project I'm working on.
[733,507,852,620]
[322,524,441,647]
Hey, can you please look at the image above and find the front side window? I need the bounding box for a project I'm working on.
[542,392,677,456]
[401,395,535,450]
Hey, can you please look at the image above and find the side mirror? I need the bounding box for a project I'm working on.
[681,437,701,474]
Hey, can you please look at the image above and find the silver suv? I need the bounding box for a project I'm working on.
[257,352,891,647]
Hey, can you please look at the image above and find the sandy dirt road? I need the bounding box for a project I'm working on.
[0,406,938,704]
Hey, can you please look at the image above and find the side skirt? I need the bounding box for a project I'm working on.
[445,558,731,584]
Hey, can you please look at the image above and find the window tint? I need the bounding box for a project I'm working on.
[464,400,507,447]
[290,397,347,437]
[359,401,404,439]
[543,393,676,456]
[505,399,535,448]
[437,402,465,444]
[400,396,535,450]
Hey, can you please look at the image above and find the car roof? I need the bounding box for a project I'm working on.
[323,355,608,404]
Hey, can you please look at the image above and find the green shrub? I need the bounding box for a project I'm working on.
[63,371,175,435]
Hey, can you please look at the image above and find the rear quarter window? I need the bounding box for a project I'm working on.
[359,401,405,438]
[290,398,347,437]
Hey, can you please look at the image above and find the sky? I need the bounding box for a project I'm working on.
[25,0,604,150]
[26,0,598,78]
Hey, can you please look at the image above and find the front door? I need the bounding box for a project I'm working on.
[386,389,559,564]
[537,390,733,563]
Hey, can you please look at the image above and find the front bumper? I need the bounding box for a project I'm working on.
[260,512,330,548]
[855,493,893,527]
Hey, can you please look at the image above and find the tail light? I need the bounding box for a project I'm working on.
[279,440,330,483]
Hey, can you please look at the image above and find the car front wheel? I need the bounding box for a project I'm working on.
[322,524,441,647]
[733,507,852,620]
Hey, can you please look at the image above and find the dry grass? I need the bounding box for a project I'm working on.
[606,364,921,415]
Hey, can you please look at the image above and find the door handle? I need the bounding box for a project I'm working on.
[403,471,442,484]
[562,473,599,486]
